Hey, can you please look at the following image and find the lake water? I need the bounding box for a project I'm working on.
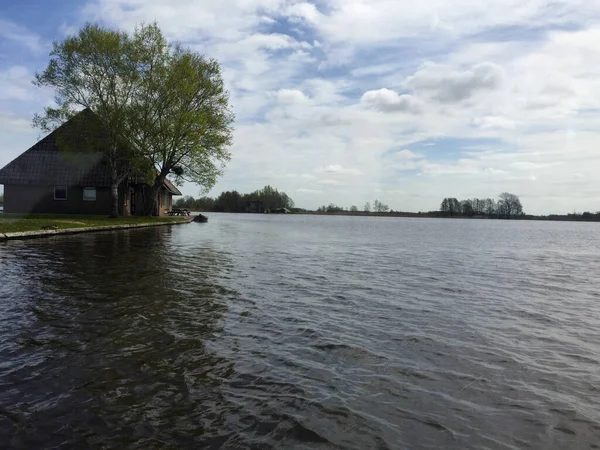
[1,215,599,449]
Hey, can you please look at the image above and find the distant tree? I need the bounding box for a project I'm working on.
[349,205,358,212]
[484,198,497,216]
[441,198,449,213]
[373,199,389,213]
[243,185,294,211]
[447,198,461,216]
[461,199,473,217]
[498,192,523,218]
[214,190,242,212]
[364,202,371,212]
[174,195,215,211]
[326,203,344,212]
[0,193,3,204]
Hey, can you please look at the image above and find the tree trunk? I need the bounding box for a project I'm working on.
[110,182,120,218]
[143,176,165,216]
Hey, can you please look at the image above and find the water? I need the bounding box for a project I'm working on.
[1,215,599,449]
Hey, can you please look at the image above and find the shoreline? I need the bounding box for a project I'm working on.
[0,217,192,241]
[292,211,600,222]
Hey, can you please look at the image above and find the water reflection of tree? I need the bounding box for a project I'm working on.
[2,227,241,448]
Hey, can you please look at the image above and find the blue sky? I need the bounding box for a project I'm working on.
[2,0,600,214]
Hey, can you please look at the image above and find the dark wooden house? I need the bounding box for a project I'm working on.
[0,110,181,216]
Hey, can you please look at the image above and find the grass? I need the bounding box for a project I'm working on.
[0,214,188,234]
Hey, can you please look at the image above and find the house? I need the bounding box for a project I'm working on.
[0,110,181,216]
[243,200,265,214]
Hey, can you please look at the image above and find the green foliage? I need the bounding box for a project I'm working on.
[440,193,524,218]
[32,23,167,215]
[33,22,234,216]
[242,185,294,211]
[125,33,234,198]
[174,195,215,211]
[175,186,294,213]
[316,204,344,212]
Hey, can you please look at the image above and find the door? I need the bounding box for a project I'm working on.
[130,190,136,215]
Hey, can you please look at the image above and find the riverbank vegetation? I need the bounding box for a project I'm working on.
[174,185,294,213]
[171,188,600,221]
[0,214,187,234]
[439,193,524,218]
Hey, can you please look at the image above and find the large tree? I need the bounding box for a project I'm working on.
[126,34,234,214]
[33,23,158,217]
[33,22,234,216]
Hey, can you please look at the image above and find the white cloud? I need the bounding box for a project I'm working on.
[0,66,36,101]
[317,164,362,176]
[0,19,47,54]
[406,62,505,104]
[361,89,422,113]
[276,89,309,103]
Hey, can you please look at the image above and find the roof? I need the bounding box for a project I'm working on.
[163,177,182,196]
[0,109,112,187]
[0,109,182,194]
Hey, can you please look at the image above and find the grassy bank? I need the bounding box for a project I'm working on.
[0,214,188,234]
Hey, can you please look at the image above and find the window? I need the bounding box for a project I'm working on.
[83,187,96,201]
[54,186,67,200]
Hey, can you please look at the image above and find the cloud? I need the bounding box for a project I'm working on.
[361,89,422,113]
[276,89,309,103]
[317,164,362,175]
[406,62,505,104]
[0,66,36,101]
[0,112,31,132]
[297,188,322,193]
[0,19,47,54]
[286,0,600,45]
[316,179,342,185]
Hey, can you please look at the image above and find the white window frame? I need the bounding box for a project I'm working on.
[83,187,96,201]
[54,186,68,201]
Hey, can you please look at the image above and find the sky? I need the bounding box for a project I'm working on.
[1,0,600,214]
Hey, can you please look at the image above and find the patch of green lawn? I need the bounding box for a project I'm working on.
[0,214,187,233]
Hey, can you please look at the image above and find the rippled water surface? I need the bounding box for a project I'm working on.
[1,215,600,449]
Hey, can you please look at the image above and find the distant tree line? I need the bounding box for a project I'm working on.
[440,192,524,218]
[174,185,294,213]
[317,199,389,213]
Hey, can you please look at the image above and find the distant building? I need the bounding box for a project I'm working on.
[243,200,265,214]
[0,109,181,215]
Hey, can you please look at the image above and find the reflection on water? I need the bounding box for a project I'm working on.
[1,216,600,449]
[1,227,237,448]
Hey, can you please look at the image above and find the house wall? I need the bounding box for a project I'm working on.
[127,185,173,216]
[4,184,113,215]
[158,188,173,216]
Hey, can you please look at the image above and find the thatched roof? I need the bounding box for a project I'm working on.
[0,109,112,187]
[0,109,181,195]
[163,177,182,196]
